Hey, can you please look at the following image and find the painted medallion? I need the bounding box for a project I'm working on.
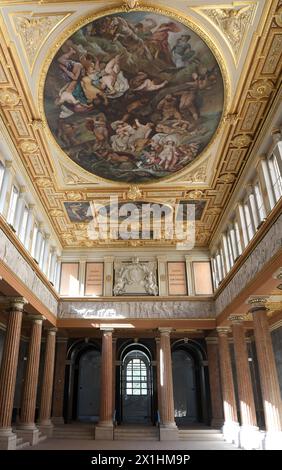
[44,11,224,183]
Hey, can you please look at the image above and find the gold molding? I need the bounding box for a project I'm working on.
[191,2,258,66]
[10,11,73,73]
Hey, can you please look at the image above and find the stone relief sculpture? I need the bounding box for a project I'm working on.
[59,299,214,319]
[113,257,158,296]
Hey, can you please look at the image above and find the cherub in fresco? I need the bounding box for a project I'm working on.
[57,121,79,147]
[81,63,109,106]
[158,137,179,170]
[131,72,168,92]
[85,113,109,149]
[157,95,182,121]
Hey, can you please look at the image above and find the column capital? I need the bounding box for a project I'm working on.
[216,326,230,336]
[100,327,114,336]
[26,314,45,324]
[229,314,246,324]
[247,296,269,312]
[158,327,173,336]
[45,327,57,336]
[8,297,28,312]
[205,336,218,344]
[5,160,13,169]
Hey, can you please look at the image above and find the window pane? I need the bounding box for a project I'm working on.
[19,206,29,243]
[7,186,19,226]
[0,161,4,192]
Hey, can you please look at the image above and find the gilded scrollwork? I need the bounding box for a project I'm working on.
[13,13,70,71]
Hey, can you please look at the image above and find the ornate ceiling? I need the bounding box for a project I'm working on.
[0,0,281,248]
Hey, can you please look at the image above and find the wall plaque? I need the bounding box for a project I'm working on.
[85,262,104,296]
[167,262,187,295]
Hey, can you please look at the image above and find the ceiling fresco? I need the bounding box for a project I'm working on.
[0,0,280,248]
[43,11,224,184]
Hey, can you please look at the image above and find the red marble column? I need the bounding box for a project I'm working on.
[52,337,68,424]
[158,328,178,440]
[112,337,117,419]
[249,297,282,449]
[206,337,224,428]
[38,327,57,437]
[217,327,239,444]
[17,315,43,445]
[230,315,261,449]
[95,328,113,440]
[0,298,26,450]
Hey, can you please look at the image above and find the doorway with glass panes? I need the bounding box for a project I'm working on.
[120,346,153,424]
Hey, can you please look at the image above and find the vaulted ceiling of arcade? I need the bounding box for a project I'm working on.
[0,0,281,248]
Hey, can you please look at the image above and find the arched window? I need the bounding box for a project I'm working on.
[126,357,148,396]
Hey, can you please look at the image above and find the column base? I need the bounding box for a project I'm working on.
[16,427,39,446]
[239,425,262,450]
[95,423,113,440]
[262,431,282,450]
[222,421,240,446]
[211,418,224,429]
[159,423,179,441]
[52,417,65,425]
[38,421,54,438]
[0,428,17,450]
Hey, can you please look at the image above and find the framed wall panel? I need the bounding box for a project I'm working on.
[193,261,213,295]
[85,262,104,296]
[60,262,79,296]
[167,261,187,296]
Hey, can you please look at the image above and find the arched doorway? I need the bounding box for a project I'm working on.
[77,349,100,422]
[172,340,209,426]
[65,340,101,423]
[119,344,154,424]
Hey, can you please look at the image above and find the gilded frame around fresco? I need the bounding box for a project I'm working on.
[38,3,231,187]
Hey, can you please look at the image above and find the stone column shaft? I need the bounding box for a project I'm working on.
[20,318,43,427]
[251,305,282,433]
[217,329,238,423]
[231,318,257,427]
[38,328,57,436]
[206,339,224,428]
[158,328,178,440]
[52,339,68,424]
[0,298,26,450]
[96,328,113,440]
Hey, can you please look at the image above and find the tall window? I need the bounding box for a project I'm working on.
[126,358,148,396]
[31,224,38,258]
[234,221,242,255]
[0,161,4,192]
[243,203,254,241]
[7,185,19,226]
[268,154,282,202]
[19,205,29,243]
[254,183,266,223]
[39,237,46,269]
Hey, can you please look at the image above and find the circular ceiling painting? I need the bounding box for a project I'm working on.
[43,10,225,183]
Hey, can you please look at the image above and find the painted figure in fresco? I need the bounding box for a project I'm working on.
[85,114,109,149]
[172,34,195,68]
[146,21,182,64]
[44,11,224,184]
[157,95,182,121]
